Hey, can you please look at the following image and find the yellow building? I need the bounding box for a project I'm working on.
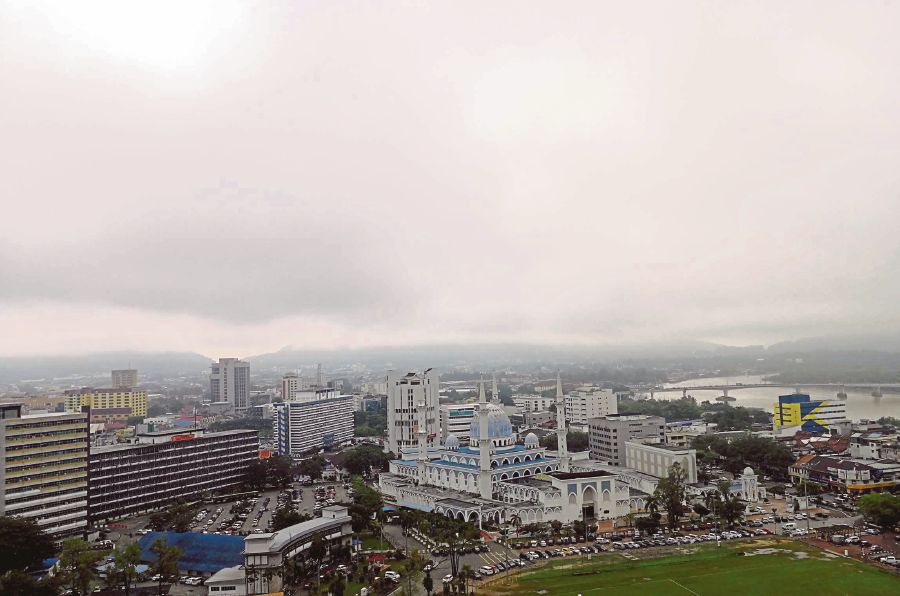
[64,388,148,417]
[0,404,89,538]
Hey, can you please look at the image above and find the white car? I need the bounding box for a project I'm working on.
[384,571,401,583]
[442,574,454,584]
[480,565,495,575]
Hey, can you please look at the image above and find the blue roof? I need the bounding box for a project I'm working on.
[138,532,244,574]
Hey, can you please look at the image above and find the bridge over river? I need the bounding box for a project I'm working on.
[646,382,900,401]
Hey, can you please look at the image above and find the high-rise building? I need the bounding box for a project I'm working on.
[440,403,477,441]
[0,404,89,539]
[64,388,148,417]
[281,372,304,401]
[210,358,250,412]
[273,392,354,456]
[588,414,665,465]
[88,426,258,522]
[773,393,848,433]
[566,387,618,426]
[111,369,138,389]
[386,369,440,455]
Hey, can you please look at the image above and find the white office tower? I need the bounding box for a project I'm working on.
[282,372,304,401]
[210,358,250,413]
[316,363,324,387]
[566,386,618,426]
[386,369,439,456]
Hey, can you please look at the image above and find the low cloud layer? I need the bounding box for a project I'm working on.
[2,1,899,356]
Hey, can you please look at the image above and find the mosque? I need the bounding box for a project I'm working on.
[379,376,634,527]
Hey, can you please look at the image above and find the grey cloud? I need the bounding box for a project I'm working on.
[2,1,900,354]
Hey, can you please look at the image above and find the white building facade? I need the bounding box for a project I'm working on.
[210,358,250,412]
[440,403,477,441]
[386,369,440,456]
[274,394,354,456]
[566,387,618,426]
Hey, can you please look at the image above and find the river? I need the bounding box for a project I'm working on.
[660,375,900,421]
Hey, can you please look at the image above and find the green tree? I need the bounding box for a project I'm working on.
[539,431,589,452]
[150,538,181,596]
[0,516,55,574]
[343,444,392,477]
[308,535,328,591]
[245,459,269,491]
[296,455,327,481]
[108,543,142,596]
[692,503,710,519]
[331,574,346,596]
[635,514,660,536]
[59,538,101,596]
[720,492,745,528]
[652,462,687,529]
[268,455,294,488]
[272,508,312,531]
[572,519,587,540]
[0,570,58,596]
[168,501,194,533]
[858,492,900,529]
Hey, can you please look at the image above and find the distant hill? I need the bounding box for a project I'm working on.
[0,351,211,384]
[767,334,900,354]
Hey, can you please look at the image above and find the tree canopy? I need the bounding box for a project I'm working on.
[0,516,55,575]
[342,444,392,477]
[858,492,900,529]
[652,462,688,529]
[692,434,793,480]
[353,409,387,437]
[539,431,589,452]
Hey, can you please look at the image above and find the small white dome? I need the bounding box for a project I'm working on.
[445,434,460,450]
[524,432,539,448]
[743,466,754,476]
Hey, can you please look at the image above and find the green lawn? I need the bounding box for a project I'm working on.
[487,539,898,596]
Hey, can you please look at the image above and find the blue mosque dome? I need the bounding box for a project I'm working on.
[469,403,513,441]
[524,432,539,448]
[445,434,460,450]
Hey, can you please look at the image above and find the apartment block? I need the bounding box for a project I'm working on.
[64,388,148,418]
[111,369,138,389]
[625,441,698,483]
[88,427,258,522]
[0,404,89,539]
[273,394,354,456]
[386,370,439,455]
[566,386,618,426]
[440,403,477,441]
[210,358,250,412]
[588,414,665,465]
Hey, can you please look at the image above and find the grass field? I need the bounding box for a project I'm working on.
[484,539,898,596]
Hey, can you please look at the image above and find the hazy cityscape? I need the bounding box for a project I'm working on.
[2,2,900,596]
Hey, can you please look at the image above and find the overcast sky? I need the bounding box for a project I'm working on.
[2,1,899,357]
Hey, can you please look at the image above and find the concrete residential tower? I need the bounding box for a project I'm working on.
[210,358,250,413]
[386,369,439,456]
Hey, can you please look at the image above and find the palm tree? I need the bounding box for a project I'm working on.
[508,514,522,536]
[645,494,659,515]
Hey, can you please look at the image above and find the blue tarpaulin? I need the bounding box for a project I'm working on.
[138,532,244,574]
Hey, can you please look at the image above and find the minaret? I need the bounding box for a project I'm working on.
[416,398,428,484]
[491,372,500,404]
[556,372,570,472]
[477,380,493,499]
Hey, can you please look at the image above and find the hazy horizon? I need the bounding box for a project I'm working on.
[3,1,900,357]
